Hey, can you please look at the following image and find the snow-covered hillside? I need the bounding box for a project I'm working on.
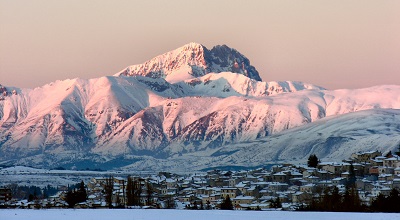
[1,76,399,170]
[0,43,399,171]
[0,73,324,160]
[194,108,400,170]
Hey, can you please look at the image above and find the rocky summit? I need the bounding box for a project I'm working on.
[116,42,262,82]
[0,43,399,171]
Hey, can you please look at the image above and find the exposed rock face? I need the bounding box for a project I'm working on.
[116,42,262,81]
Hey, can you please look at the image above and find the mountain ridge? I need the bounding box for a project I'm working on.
[1,76,399,170]
[0,73,325,161]
[115,42,262,82]
[0,43,399,170]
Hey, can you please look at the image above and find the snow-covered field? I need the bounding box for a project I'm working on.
[0,209,398,220]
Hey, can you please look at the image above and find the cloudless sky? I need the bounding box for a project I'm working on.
[1,0,399,89]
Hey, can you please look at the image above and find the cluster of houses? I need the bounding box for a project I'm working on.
[1,150,400,210]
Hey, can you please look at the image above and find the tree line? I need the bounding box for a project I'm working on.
[298,186,400,212]
[298,185,364,212]
[102,176,158,208]
[299,160,400,212]
[65,181,87,208]
[62,176,159,208]
[302,154,400,212]
[6,183,59,201]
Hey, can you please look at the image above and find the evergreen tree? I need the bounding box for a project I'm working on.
[269,197,282,209]
[33,188,38,200]
[307,154,319,168]
[64,180,87,208]
[126,176,134,206]
[370,190,400,212]
[65,190,75,208]
[387,188,400,212]
[43,186,48,199]
[298,185,365,212]
[371,193,387,212]
[77,180,87,202]
[321,187,341,211]
[346,163,356,187]
[220,195,233,210]
[330,186,342,211]
[342,186,362,212]
[28,194,34,202]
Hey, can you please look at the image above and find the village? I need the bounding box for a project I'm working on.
[1,150,400,211]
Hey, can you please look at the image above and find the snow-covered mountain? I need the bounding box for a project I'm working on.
[0,74,321,159]
[115,108,400,171]
[1,43,399,171]
[115,42,262,82]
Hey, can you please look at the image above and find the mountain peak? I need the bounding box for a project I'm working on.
[116,43,262,82]
[180,42,205,50]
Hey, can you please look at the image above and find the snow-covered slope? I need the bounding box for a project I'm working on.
[177,72,324,97]
[202,108,400,169]
[115,42,262,82]
[115,109,400,171]
[1,76,399,170]
[0,74,323,160]
[1,42,399,170]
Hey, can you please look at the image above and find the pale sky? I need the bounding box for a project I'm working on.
[1,0,399,90]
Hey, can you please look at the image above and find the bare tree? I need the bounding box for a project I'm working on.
[146,180,154,206]
[126,176,134,206]
[104,176,114,208]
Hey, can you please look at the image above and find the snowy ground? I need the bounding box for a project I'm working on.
[0,209,398,220]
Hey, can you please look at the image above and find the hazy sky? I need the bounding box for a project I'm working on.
[1,0,399,90]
